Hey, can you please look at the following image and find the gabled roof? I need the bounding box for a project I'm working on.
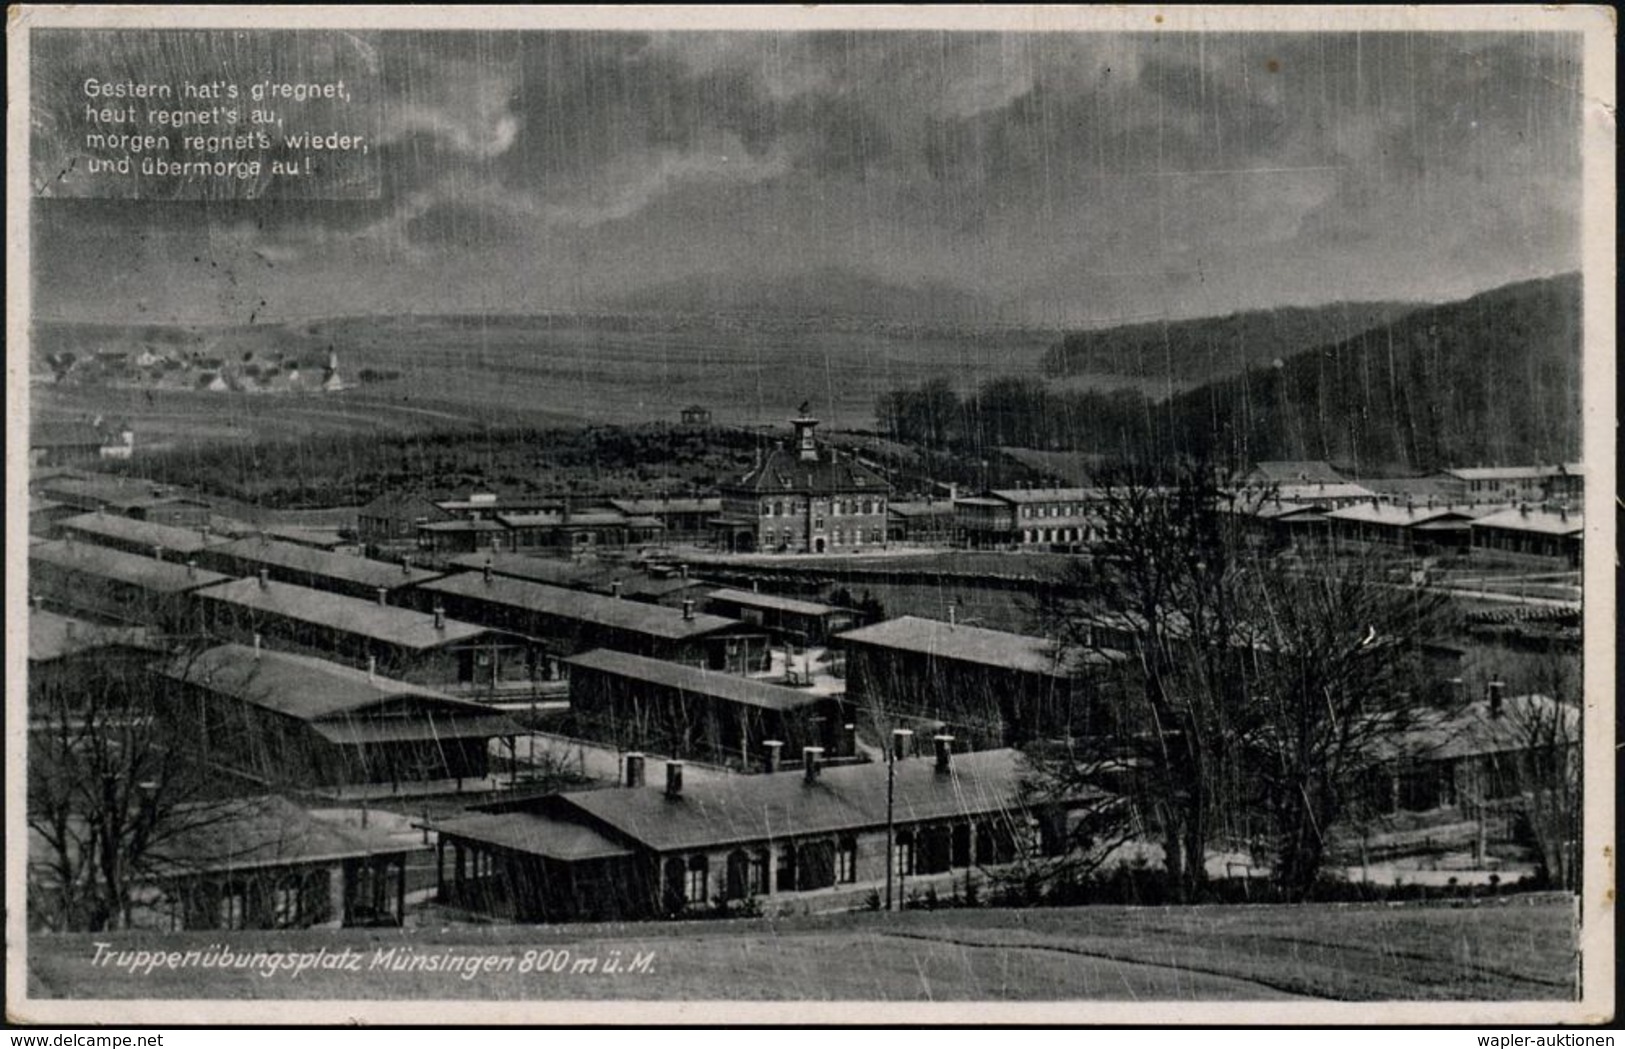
[836,615,1086,676]
[193,577,493,649]
[1380,695,1579,763]
[706,588,848,618]
[208,536,446,590]
[608,497,722,516]
[435,494,561,514]
[28,609,161,662]
[30,540,230,593]
[449,552,601,588]
[1248,461,1347,484]
[557,749,1051,853]
[357,491,455,520]
[1469,507,1584,537]
[420,571,740,641]
[1323,503,1474,528]
[38,475,187,507]
[726,446,890,496]
[418,519,508,533]
[448,553,709,601]
[1357,477,1462,501]
[145,796,414,878]
[887,501,955,518]
[260,525,346,550]
[1274,482,1375,503]
[58,512,224,555]
[1445,464,1583,482]
[987,487,1103,505]
[497,511,637,529]
[565,648,830,712]
[161,643,508,723]
[434,811,634,861]
[1219,499,1323,522]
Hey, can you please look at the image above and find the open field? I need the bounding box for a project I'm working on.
[25,896,1576,1002]
[30,316,1107,447]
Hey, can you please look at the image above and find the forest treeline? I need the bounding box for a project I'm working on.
[1042,299,1418,384]
[880,273,1582,475]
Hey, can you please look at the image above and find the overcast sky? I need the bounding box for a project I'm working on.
[31,30,1583,327]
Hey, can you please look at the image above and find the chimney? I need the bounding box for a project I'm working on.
[376,586,387,606]
[679,564,689,580]
[433,605,446,631]
[1559,506,1568,522]
[802,746,825,783]
[611,579,623,599]
[752,578,760,593]
[1488,678,1506,718]
[682,598,695,621]
[367,654,377,682]
[624,752,646,788]
[483,560,493,584]
[891,727,914,761]
[933,734,955,774]
[948,604,957,627]
[763,739,784,773]
[152,544,164,562]
[842,722,858,758]
[1447,677,1466,704]
[402,556,412,576]
[257,568,270,590]
[665,760,684,798]
[252,632,262,659]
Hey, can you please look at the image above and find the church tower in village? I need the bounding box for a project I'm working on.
[321,346,344,392]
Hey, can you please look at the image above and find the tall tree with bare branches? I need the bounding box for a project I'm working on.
[27,650,237,932]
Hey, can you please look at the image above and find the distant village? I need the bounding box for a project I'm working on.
[37,344,380,395]
[26,403,1583,933]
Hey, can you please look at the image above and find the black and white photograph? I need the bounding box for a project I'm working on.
[6,5,1614,1027]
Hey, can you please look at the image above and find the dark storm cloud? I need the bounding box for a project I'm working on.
[31,29,1583,323]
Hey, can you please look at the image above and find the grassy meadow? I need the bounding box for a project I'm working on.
[25,897,1577,1002]
[30,315,1076,449]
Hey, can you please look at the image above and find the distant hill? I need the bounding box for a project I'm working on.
[1165,273,1583,474]
[606,267,1005,324]
[1042,300,1421,385]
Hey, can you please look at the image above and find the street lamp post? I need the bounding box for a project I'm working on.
[885,727,913,913]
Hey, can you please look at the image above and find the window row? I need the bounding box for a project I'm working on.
[667,837,860,905]
[760,528,885,548]
[760,499,886,518]
[1020,503,1091,519]
[664,818,1043,906]
[1021,527,1096,544]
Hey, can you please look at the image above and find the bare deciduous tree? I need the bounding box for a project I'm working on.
[27,651,237,932]
[1037,467,1459,902]
[1038,460,1254,903]
[1234,558,1453,900]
